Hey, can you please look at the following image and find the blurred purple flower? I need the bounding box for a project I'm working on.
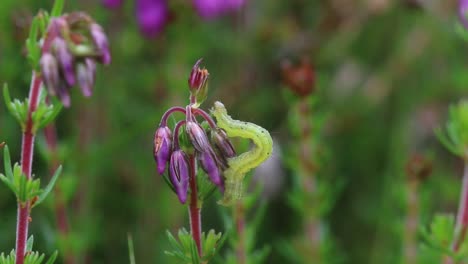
[193,0,245,19]
[102,0,123,9]
[136,0,170,38]
[460,0,468,29]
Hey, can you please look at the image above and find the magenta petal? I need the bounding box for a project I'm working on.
[136,0,170,38]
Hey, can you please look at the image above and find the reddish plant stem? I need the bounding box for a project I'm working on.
[450,164,468,257]
[188,155,202,256]
[297,98,321,261]
[403,180,419,264]
[160,106,186,127]
[16,72,42,264]
[234,201,247,264]
[43,124,74,264]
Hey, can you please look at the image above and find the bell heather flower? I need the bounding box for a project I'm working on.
[193,0,246,20]
[40,53,60,96]
[90,23,111,65]
[39,13,111,107]
[53,38,75,86]
[136,0,170,38]
[186,121,211,152]
[169,150,190,203]
[460,0,468,29]
[153,126,172,174]
[199,150,222,187]
[76,59,96,97]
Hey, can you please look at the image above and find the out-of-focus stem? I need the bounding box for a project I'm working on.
[234,201,247,264]
[43,123,74,264]
[188,155,202,256]
[297,98,321,261]
[15,72,42,264]
[451,164,468,254]
[403,180,419,264]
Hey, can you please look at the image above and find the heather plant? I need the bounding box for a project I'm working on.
[0,0,110,263]
[154,59,273,263]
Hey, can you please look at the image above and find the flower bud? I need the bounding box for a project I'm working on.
[53,38,75,86]
[76,59,96,97]
[90,23,111,65]
[211,128,236,159]
[188,59,209,104]
[199,150,222,187]
[169,150,190,204]
[40,53,60,96]
[186,121,211,152]
[153,126,172,174]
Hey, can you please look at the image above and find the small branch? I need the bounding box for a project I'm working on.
[188,155,202,256]
[159,106,186,127]
[16,71,42,264]
[193,108,217,129]
[234,201,247,264]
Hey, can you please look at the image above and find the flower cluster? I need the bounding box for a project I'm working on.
[153,60,235,203]
[102,0,246,38]
[40,12,111,107]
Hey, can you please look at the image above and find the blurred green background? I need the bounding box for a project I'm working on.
[0,0,467,263]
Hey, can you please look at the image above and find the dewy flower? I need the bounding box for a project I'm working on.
[169,150,190,203]
[39,13,111,107]
[153,126,172,174]
[198,150,222,187]
[193,0,246,20]
[460,0,468,29]
[136,0,170,38]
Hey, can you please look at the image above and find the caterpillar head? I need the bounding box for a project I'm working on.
[212,101,228,116]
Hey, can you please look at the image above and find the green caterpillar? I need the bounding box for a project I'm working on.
[211,101,273,206]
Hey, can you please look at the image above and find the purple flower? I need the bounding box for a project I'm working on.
[53,38,75,86]
[186,121,211,152]
[169,150,190,204]
[193,0,245,20]
[90,24,111,65]
[102,0,123,9]
[153,126,172,174]
[76,59,97,97]
[460,0,468,29]
[136,0,170,38]
[40,53,60,96]
[211,128,236,160]
[199,150,222,187]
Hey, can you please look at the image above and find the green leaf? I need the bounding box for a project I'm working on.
[34,165,62,207]
[0,174,16,195]
[26,236,34,252]
[3,145,13,180]
[127,234,136,264]
[51,0,65,17]
[44,251,57,264]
